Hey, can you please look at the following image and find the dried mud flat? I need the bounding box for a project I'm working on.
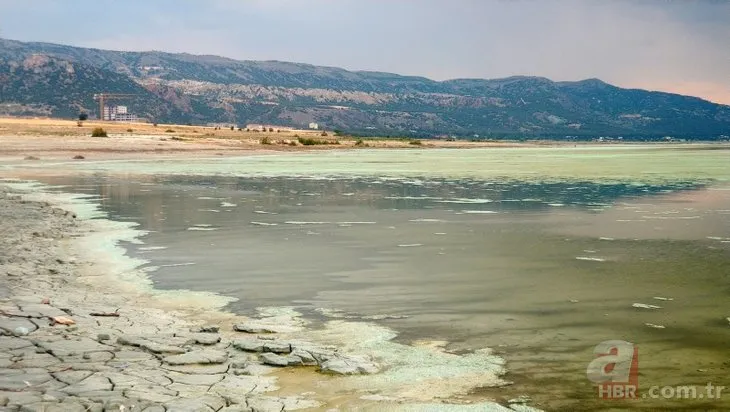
[0,185,534,412]
[0,186,384,412]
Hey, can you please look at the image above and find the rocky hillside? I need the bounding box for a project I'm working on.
[0,54,188,121]
[1,38,729,140]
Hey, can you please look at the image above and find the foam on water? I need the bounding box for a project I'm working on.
[384,196,445,201]
[307,319,509,403]
[633,303,662,310]
[315,308,409,321]
[138,246,168,251]
[642,215,701,220]
[159,262,197,268]
[10,146,730,185]
[436,198,494,204]
[250,222,278,226]
[4,181,236,311]
[575,256,607,262]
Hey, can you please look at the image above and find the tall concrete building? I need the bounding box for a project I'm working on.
[103,105,138,122]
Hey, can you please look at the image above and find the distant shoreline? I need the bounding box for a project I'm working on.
[1,117,728,163]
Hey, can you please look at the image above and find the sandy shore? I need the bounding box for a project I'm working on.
[0,182,533,412]
[0,117,550,163]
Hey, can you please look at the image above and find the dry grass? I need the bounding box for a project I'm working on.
[0,116,533,151]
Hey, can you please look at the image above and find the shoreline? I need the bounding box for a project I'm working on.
[2,118,729,164]
[0,182,534,411]
[1,127,728,410]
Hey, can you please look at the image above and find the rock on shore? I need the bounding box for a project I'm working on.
[0,184,531,412]
[0,188,335,411]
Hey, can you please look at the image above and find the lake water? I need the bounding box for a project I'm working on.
[9,146,730,410]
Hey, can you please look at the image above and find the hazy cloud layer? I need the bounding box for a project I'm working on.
[1,0,728,103]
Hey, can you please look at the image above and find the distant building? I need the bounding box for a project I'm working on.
[103,105,138,122]
[208,123,239,129]
[245,124,265,131]
[245,124,296,132]
[308,122,319,130]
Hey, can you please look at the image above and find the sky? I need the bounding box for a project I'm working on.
[1,0,729,104]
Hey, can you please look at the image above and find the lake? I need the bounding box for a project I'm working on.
[12,145,730,410]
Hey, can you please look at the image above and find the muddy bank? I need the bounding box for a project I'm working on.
[0,184,529,411]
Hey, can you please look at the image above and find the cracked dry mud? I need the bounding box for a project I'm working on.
[0,188,379,412]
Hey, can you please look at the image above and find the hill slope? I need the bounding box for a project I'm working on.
[1,38,729,139]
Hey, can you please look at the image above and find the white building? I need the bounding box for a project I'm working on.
[113,113,138,122]
[103,105,138,122]
[308,122,319,130]
[245,124,296,132]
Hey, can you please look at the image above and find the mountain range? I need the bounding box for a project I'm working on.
[1,38,729,140]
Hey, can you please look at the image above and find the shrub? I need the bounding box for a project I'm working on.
[153,123,158,127]
[298,137,340,146]
[171,136,184,141]
[409,139,423,146]
[355,139,365,146]
[78,113,88,121]
[289,141,297,146]
[269,127,274,132]
[260,137,272,145]
[298,137,319,146]
[73,155,85,160]
[126,128,133,133]
[165,129,175,133]
[230,126,235,131]
[91,127,108,137]
[321,131,328,137]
